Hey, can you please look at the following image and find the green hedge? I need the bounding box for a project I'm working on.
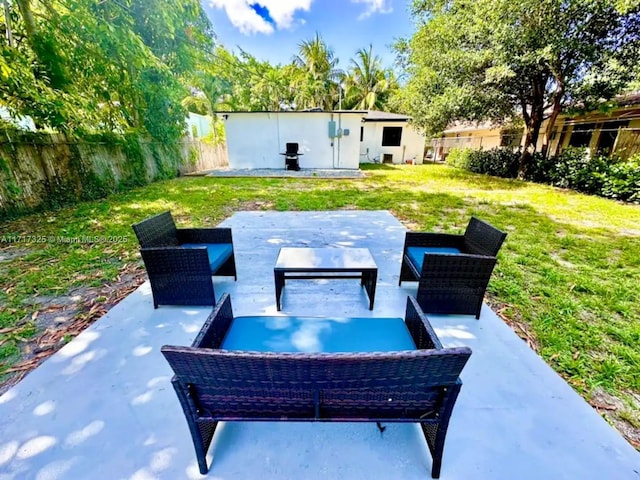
[601,157,640,202]
[447,147,640,203]
[447,147,520,178]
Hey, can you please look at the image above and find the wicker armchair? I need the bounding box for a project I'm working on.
[399,217,507,319]
[162,294,471,478]
[132,211,237,308]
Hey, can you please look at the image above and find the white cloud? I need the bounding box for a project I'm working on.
[209,0,312,35]
[259,0,312,29]
[209,0,273,34]
[351,0,393,20]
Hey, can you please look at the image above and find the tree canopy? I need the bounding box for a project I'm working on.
[193,34,399,114]
[394,0,640,174]
[1,0,214,142]
[342,44,397,110]
[2,5,400,142]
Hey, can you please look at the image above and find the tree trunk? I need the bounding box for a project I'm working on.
[15,0,67,90]
[519,115,543,178]
[14,0,36,40]
[519,127,534,178]
[518,77,546,178]
[541,83,565,158]
[3,0,13,47]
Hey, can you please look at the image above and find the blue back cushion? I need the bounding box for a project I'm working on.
[222,316,416,353]
[407,246,461,271]
[182,243,233,272]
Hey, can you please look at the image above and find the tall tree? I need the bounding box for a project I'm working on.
[1,0,215,142]
[292,33,341,109]
[396,0,640,176]
[201,46,294,111]
[343,44,396,110]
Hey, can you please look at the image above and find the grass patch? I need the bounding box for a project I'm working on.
[1,163,639,443]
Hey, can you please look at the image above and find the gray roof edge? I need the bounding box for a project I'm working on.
[213,110,368,114]
[363,110,412,121]
[212,110,412,121]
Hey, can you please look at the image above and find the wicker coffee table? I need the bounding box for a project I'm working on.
[274,247,378,311]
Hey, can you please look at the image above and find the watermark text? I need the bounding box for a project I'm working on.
[1,235,129,244]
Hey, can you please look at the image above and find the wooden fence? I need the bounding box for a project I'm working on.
[0,132,228,217]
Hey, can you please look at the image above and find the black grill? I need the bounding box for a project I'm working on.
[281,142,302,171]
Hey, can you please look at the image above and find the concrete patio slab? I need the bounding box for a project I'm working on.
[0,211,638,480]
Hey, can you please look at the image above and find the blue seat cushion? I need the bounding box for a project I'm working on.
[222,316,416,353]
[407,246,461,271]
[181,243,233,272]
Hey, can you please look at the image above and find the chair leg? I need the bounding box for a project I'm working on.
[172,381,218,474]
[216,254,237,280]
[420,422,444,478]
[475,295,484,319]
[420,383,462,478]
[399,257,415,286]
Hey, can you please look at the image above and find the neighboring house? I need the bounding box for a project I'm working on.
[220,109,425,170]
[186,112,212,139]
[431,121,507,161]
[543,96,640,159]
[0,106,37,132]
[432,93,640,160]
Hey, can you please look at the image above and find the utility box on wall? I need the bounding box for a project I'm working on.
[328,121,336,138]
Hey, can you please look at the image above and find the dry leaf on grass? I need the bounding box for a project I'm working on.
[590,401,617,411]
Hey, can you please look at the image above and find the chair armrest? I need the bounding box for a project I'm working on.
[404,232,465,249]
[420,252,497,279]
[140,246,212,275]
[191,293,234,349]
[177,227,233,245]
[404,296,443,350]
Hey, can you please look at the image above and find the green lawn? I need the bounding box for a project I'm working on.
[1,163,639,445]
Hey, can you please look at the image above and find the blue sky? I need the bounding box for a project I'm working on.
[203,1,415,70]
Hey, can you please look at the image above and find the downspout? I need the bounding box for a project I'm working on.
[275,112,281,168]
[337,112,342,168]
[331,113,335,168]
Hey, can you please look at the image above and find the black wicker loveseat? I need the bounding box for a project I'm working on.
[161,293,472,478]
[132,211,237,308]
[399,216,507,319]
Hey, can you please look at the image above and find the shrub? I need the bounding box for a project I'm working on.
[445,145,639,204]
[527,152,557,183]
[447,147,520,178]
[601,155,640,203]
[467,148,520,178]
[546,147,609,193]
[446,147,473,170]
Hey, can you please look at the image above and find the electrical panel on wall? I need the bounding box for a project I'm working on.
[328,121,336,138]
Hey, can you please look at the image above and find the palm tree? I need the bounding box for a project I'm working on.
[292,33,342,110]
[253,66,292,110]
[343,45,393,110]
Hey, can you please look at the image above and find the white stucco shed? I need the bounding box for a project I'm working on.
[220,109,425,170]
[359,111,426,165]
[221,110,364,169]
